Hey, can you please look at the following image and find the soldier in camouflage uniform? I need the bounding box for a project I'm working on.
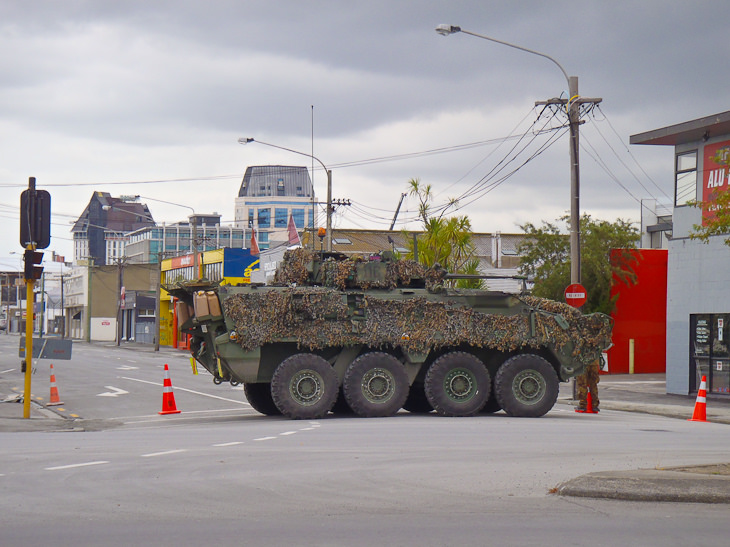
[576,359,601,411]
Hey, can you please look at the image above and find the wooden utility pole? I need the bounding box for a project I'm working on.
[536,85,602,284]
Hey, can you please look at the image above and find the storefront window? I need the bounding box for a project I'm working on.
[690,313,730,394]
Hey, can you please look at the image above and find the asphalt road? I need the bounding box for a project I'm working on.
[2,338,730,546]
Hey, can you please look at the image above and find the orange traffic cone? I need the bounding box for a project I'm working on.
[575,388,598,414]
[159,364,181,415]
[48,364,64,406]
[688,375,708,422]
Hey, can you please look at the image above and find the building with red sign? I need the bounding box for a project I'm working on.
[631,111,730,396]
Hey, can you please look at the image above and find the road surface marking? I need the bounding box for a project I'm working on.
[1,369,15,374]
[141,449,187,458]
[604,381,665,385]
[213,441,244,447]
[46,461,110,471]
[253,436,277,441]
[117,365,139,371]
[279,431,297,436]
[122,376,247,404]
[299,427,315,431]
[97,386,129,397]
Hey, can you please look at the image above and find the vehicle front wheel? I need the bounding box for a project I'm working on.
[271,354,338,419]
[494,354,558,417]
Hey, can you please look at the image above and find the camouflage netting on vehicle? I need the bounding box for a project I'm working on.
[222,287,611,363]
[272,248,446,290]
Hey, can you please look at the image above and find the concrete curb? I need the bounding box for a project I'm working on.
[557,468,730,504]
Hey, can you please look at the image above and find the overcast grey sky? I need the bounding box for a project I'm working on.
[1,0,729,269]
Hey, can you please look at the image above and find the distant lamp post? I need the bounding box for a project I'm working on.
[435,24,600,286]
[238,137,332,252]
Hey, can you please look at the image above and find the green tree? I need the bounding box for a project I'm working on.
[403,178,481,288]
[518,214,640,314]
[690,149,730,245]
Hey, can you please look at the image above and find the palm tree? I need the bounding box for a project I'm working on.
[403,178,482,288]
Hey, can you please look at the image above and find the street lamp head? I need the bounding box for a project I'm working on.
[435,24,461,36]
[238,137,255,145]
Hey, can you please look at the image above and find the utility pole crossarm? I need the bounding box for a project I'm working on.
[535,97,603,106]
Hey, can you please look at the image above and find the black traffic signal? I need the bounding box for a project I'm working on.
[24,249,44,281]
[20,184,51,250]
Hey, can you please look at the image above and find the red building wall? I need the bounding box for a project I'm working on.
[606,249,667,374]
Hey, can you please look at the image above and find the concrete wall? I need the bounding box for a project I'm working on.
[666,229,730,395]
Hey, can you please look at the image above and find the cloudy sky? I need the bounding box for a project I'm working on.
[1,0,729,271]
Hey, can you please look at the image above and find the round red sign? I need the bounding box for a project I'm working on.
[564,283,588,308]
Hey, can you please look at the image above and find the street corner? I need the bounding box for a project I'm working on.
[554,465,730,504]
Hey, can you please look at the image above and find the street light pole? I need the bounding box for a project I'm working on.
[435,24,600,285]
[238,137,332,252]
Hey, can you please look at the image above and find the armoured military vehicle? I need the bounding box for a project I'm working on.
[167,249,612,420]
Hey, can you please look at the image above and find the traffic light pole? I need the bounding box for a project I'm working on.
[23,245,34,419]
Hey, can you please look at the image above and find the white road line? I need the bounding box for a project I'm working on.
[213,441,244,447]
[121,376,248,404]
[604,381,665,385]
[299,427,315,431]
[46,461,110,471]
[1,369,15,374]
[141,449,187,458]
[253,436,277,441]
[279,431,297,436]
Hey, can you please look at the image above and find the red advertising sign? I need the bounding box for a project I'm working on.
[564,283,588,308]
[701,140,730,225]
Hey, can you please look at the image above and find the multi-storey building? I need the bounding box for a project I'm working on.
[234,165,316,249]
[71,192,155,265]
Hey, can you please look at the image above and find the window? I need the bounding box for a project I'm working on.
[296,186,304,196]
[308,210,314,228]
[275,208,288,228]
[675,151,697,206]
[277,179,285,196]
[258,208,270,228]
[292,209,305,228]
[248,210,254,227]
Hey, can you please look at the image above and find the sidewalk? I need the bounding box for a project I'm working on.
[560,373,730,425]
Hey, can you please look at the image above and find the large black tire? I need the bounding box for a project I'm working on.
[271,354,338,419]
[494,354,559,417]
[343,352,409,417]
[403,383,433,414]
[424,352,490,417]
[243,383,281,416]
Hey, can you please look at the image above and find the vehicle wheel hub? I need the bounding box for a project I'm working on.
[362,368,394,403]
[445,368,475,402]
[290,370,323,406]
[513,370,545,405]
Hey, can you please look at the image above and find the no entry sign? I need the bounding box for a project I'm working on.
[564,283,588,308]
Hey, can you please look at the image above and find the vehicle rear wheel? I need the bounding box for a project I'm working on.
[271,354,338,419]
[243,383,281,416]
[403,383,433,413]
[424,352,490,417]
[343,352,409,417]
[494,354,558,417]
